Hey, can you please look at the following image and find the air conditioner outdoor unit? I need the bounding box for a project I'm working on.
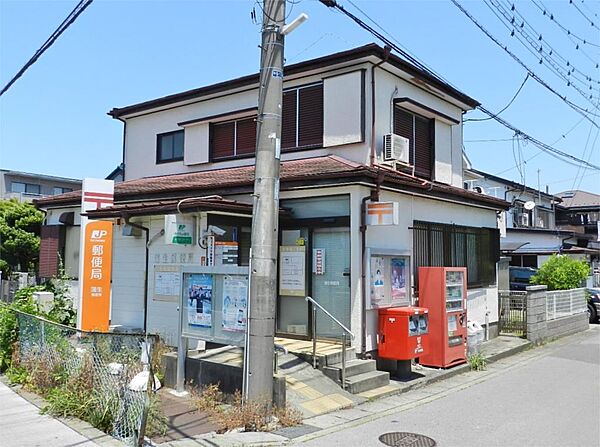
[517,213,530,227]
[472,186,486,195]
[383,133,410,164]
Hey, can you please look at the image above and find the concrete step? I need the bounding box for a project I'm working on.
[296,347,356,368]
[344,370,390,395]
[322,359,377,383]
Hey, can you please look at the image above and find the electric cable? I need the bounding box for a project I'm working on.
[450,0,600,126]
[569,0,600,31]
[0,0,93,97]
[464,74,529,122]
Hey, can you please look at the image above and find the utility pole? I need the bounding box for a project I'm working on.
[246,0,286,406]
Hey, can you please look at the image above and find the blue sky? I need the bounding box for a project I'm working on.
[1,0,599,194]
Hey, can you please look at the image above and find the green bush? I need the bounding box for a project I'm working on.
[0,294,38,371]
[531,254,590,291]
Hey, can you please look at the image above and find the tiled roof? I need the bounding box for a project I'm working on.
[84,196,288,219]
[34,155,509,210]
[556,190,600,208]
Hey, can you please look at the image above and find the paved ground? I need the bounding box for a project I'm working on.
[299,325,600,447]
[0,379,99,447]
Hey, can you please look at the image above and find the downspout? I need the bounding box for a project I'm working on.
[369,46,391,167]
[123,216,150,332]
[115,116,127,181]
[360,172,383,357]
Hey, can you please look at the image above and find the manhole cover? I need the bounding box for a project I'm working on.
[378,432,436,447]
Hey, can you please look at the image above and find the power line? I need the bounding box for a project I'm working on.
[487,0,600,100]
[531,0,600,56]
[0,0,94,97]
[570,0,600,31]
[450,0,599,127]
[464,74,529,122]
[319,0,600,170]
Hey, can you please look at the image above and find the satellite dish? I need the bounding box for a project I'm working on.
[524,201,536,210]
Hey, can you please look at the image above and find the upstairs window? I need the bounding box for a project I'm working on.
[53,187,72,195]
[393,107,434,179]
[157,130,184,163]
[282,83,323,150]
[210,116,257,160]
[11,182,41,195]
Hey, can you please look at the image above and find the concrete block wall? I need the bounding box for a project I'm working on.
[526,285,589,344]
[526,285,548,344]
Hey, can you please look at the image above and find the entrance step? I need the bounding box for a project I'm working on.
[322,358,377,382]
[344,370,391,395]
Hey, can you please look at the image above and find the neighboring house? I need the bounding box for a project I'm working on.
[555,190,600,271]
[463,168,573,268]
[36,44,508,353]
[0,169,81,202]
[106,164,124,183]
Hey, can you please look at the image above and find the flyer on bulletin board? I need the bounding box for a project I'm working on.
[391,258,407,302]
[187,274,213,327]
[370,256,386,306]
[222,277,248,332]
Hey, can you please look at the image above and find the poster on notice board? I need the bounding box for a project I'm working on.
[187,274,213,327]
[391,258,407,303]
[222,277,248,332]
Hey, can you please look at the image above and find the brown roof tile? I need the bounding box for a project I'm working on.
[35,155,508,210]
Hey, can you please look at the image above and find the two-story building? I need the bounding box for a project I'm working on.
[463,168,573,268]
[0,169,81,202]
[36,44,508,354]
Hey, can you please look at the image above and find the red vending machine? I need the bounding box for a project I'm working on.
[418,267,467,368]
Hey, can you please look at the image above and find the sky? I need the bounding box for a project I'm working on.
[0,0,599,195]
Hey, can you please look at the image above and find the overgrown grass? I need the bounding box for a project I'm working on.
[191,384,302,433]
[468,353,487,371]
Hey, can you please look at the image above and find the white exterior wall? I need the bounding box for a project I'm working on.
[357,184,497,352]
[372,68,464,187]
[122,62,468,186]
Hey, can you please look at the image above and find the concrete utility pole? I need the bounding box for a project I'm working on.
[246,0,286,405]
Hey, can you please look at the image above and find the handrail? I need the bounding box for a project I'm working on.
[305,295,353,391]
[305,296,355,339]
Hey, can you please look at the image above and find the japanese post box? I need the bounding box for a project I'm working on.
[377,307,429,360]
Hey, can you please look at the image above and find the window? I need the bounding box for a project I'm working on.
[210,116,257,160]
[157,130,184,163]
[394,106,434,179]
[53,187,72,195]
[282,83,323,150]
[11,182,40,195]
[413,221,500,289]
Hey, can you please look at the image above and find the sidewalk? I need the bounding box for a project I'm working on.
[155,334,537,446]
[0,378,99,447]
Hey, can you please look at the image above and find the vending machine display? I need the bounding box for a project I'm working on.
[418,267,467,368]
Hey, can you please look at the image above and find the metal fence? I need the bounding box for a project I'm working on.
[498,290,527,337]
[14,311,157,446]
[546,288,587,321]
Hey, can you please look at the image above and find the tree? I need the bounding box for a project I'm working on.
[530,254,590,290]
[0,199,44,275]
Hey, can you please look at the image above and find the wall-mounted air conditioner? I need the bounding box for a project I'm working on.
[383,133,410,165]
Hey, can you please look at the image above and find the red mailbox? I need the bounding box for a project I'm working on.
[378,307,429,360]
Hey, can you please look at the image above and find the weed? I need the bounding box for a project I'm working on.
[468,353,487,371]
[145,394,168,438]
[192,383,224,412]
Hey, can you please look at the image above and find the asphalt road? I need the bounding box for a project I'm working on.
[302,326,600,447]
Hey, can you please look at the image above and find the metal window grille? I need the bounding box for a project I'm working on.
[413,221,500,291]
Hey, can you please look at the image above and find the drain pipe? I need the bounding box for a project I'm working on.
[123,216,150,332]
[360,173,383,357]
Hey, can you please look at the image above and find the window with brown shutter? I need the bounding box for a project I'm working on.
[282,83,323,150]
[393,106,434,180]
[282,90,297,150]
[210,117,257,160]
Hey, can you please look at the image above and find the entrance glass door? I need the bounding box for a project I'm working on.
[312,229,351,339]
